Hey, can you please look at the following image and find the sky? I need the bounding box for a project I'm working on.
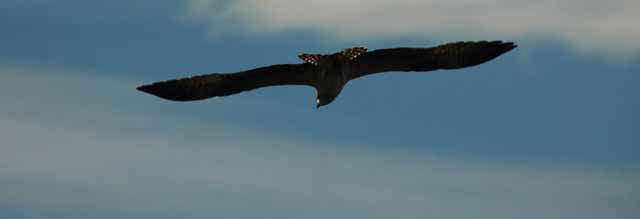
[0,1,638,219]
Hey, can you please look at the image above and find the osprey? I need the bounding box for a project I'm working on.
[137,41,516,108]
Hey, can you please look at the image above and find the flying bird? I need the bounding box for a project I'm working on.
[137,41,516,108]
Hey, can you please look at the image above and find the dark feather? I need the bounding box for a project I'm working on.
[137,64,318,101]
[348,41,516,80]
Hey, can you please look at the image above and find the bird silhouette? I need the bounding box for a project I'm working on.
[137,41,516,108]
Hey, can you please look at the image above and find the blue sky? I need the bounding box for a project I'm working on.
[1,1,638,219]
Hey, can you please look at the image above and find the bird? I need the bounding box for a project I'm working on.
[137,41,516,108]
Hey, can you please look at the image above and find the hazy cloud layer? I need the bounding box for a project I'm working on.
[184,0,639,56]
[1,64,638,218]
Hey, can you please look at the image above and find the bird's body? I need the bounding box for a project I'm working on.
[137,41,517,108]
[306,53,353,107]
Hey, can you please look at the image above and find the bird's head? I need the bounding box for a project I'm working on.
[316,93,337,109]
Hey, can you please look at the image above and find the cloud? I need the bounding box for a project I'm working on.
[1,63,639,219]
[183,0,639,57]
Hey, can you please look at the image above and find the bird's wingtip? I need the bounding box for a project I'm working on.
[135,82,201,102]
[136,84,164,98]
[136,84,152,93]
[499,41,518,52]
[504,41,517,48]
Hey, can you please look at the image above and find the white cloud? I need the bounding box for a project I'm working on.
[183,0,640,57]
[1,64,638,218]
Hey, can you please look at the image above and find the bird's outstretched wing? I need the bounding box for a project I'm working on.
[348,41,516,80]
[137,64,318,101]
